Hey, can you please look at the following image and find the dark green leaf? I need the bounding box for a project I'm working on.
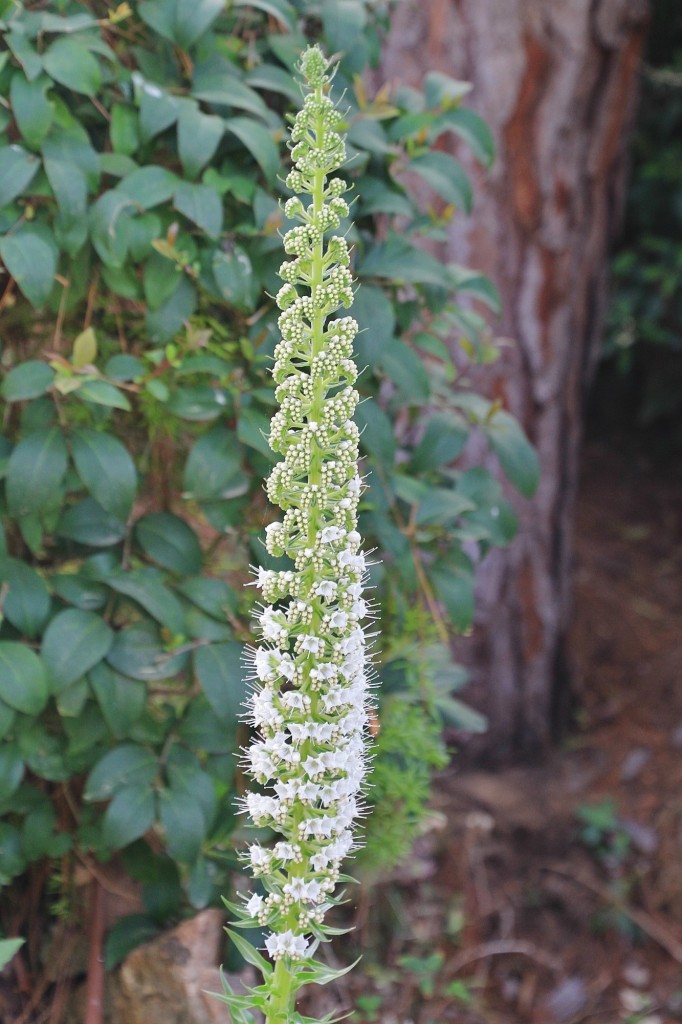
[84,743,158,802]
[359,234,450,287]
[0,702,16,743]
[192,58,269,119]
[108,569,185,635]
[379,340,430,403]
[51,573,108,610]
[146,276,197,343]
[177,103,223,178]
[226,930,272,976]
[231,0,294,28]
[245,63,298,102]
[174,181,222,237]
[41,609,113,692]
[6,427,67,517]
[42,126,99,190]
[71,428,137,521]
[223,117,279,184]
[102,784,155,850]
[431,564,475,633]
[405,151,472,213]
[183,426,244,500]
[237,405,274,460]
[105,354,143,381]
[0,558,50,637]
[56,499,127,547]
[135,512,202,575]
[447,264,501,313]
[140,0,224,48]
[176,576,236,618]
[322,0,367,54]
[0,144,40,207]
[0,939,25,970]
[0,746,24,801]
[118,165,179,210]
[211,247,253,310]
[10,73,53,149]
[346,285,394,365]
[159,786,205,862]
[138,83,183,142]
[107,622,189,681]
[0,823,25,882]
[193,642,244,721]
[355,401,395,465]
[0,226,57,307]
[483,410,539,498]
[143,251,181,309]
[0,644,47,715]
[43,37,102,96]
[411,412,467,471]
[104,915,161,970]
[89,191,134,268]
[1,361,54,402]
[89,663,146,738]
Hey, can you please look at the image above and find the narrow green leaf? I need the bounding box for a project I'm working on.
[483,410,540,498]
[77,379,131,410]
[226,929,272,976]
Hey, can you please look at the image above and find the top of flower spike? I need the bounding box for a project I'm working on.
[298,44,331,88]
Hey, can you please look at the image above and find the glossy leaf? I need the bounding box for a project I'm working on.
[102,784,156,849]
[118,165,179,209]
[107,622,189,681]
[0,558,50,637]
[135,512,202,575]
[0,227,57,307]
[70,428,137,520]
[89,663,146,739]
[174,182,223,237]
[85,744,158,802]
[10,73,53,149]
[177,104,223,178]
[0,144,40,207]
[223,117,279,183]
[159,786,205,863]
[0,644,48,715]
[183,426,243,500]
[6,428,68,517]
[56,499,127,548]
[1,361,55,402]
[43,38,102,96]
[41,609,114,692]
[108,569,185,635]
[193,642,244,721]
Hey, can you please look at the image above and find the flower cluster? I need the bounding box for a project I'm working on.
[223,45,374,1023]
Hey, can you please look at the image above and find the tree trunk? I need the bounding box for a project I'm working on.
[379,0,649,756]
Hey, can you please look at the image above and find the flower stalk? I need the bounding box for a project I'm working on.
[217,45,373,1024]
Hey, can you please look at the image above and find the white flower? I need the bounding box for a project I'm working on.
[330,610,348,630]
[264,930,309,960]
[299,634,323,655]
[245,892,265,916]
[320,525,344,544]
[314,580,337,600]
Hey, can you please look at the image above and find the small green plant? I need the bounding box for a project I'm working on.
[576,799,632,867]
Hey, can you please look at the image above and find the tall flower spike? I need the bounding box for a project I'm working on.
[217,45,375,1024]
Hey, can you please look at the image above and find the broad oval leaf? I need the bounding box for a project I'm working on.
[70,428,137,521]
[41,609,114,692]
[85,743,158,802]
[223,117,279,184]
[0,144,41,208]
[1,361,55,402]
[43,37,102,96]
[0,227,57,307]
[107,622,189,681]
[10,73,53,149]
[174,182,223,237]
[56,498,127,548]
[193,642,244,721]
[483,410,540,498]
[102,784,156,850]
[108,569,185,636]
[0,644,48,715]
[135,513,202,575]
[183,426,243,501]
[0,558,51,637]
[6,427,68,517]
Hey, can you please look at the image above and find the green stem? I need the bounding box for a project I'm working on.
[266,958,295,1024]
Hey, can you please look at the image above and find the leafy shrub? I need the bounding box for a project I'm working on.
[604,2,682,426]
[0,0,537,958]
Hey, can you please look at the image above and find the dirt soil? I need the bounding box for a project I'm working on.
[335,442,682,1024]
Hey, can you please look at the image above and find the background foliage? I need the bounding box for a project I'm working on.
[0,0,537,964]
[603,0,682,431]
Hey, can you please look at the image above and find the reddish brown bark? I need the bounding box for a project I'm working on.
[379,0,649,755]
